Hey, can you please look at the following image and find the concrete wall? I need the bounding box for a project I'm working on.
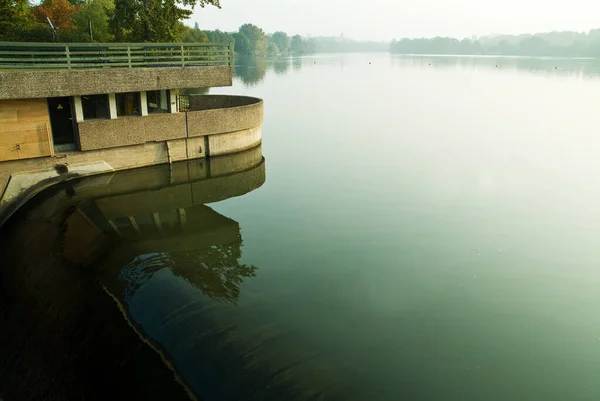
[0,66,232,100]
[0,99,52,161]
[0,94,264,224]
[78,95,263,152]
[188,95,261,111]
[208,127,262,156]
[187,96,263,137]
[78,113,187,151]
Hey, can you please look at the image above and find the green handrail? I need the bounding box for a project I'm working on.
[0,42,233,70]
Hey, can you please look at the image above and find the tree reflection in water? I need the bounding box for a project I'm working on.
[120,244,257,305]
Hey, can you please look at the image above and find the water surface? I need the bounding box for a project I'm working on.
[2,53,600,400]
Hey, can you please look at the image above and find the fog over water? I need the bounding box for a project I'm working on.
[190,0,600,41]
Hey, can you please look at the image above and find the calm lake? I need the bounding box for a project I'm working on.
[2,53,600,400]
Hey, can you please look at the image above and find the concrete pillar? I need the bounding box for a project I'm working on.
[73,96,84,122]
[170,90,177,113]
[178,208,187,227]
[152,212,163,233]
[108,93,117,119]
[140,91,148,116]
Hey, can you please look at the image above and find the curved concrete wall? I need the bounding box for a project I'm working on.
[79,113,187,151]
[188,95,262,111]
[78,95,263,153]
[186,95,263,137]
[208,127,262,156]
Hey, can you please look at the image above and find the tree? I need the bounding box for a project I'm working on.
[73,0,114,42]
[271,31,290,53]
[238,23,267,55]
[0,0,35,40]
[205,28,232,43]
[233,31,251,54]
[182,23,208,42]
[34,0,80,33]
[110,0,220,42]
[267,41,279,55]
[291,34,306,53]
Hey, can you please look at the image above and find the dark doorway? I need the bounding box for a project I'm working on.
[48,97,77,148]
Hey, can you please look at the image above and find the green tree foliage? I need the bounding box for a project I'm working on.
[110,0,191,42]
[271,31,290,53]
[0,0,36,40]
[181,23,208,42]
[290,35,302,53]
[390,31,600,57]
[267,41,279,55]
[290,34,315,54]
[109,0,220,42]
[204,28,232,43]
[73,0,114,42]
[233,32,252,54]
[238,23,267,55]
[2,0,318,53]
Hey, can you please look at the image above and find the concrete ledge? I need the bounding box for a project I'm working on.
[0,66,232,100]
[78,113,187,151]
[78,95,263,151]
[209,127,262,156]
[187,95,263,137]
[188,94,262,111]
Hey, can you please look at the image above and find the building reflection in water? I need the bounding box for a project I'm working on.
[62,145,265,306]
[0,145,265,400]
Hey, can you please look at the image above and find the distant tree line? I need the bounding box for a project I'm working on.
[181,23,316,55]
[391,30,600,57]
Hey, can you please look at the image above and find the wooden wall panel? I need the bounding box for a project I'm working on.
[0,99,52,161]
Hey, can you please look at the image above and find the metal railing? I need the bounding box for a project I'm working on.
[0,42,234,70]
[178,94,190,112]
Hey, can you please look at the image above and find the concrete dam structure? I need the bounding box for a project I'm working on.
[0,41,264,225]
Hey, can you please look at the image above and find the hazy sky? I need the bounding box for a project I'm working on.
[189,0,600,41]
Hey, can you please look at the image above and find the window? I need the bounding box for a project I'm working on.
[147,90,171,113]
[116,92,141,117]
[81,94,109,120]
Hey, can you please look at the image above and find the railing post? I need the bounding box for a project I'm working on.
[229,42,234,66]
[65,46,71,70]
[127,46,132,68]
[181,45,185,67]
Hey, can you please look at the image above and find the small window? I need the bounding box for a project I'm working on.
[82,94,109,120]
[147,90,171,113]
[116,92,141,117]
